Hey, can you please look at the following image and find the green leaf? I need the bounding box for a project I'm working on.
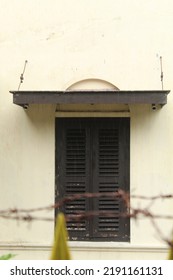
[0,254,16,260]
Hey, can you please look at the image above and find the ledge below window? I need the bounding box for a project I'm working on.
[10,90,170,108]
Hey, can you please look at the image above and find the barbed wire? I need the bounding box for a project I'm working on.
[0,190,173,248]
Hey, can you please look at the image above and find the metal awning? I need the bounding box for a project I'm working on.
[10,90,170,108]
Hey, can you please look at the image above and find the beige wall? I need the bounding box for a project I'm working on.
[0,0,173,259]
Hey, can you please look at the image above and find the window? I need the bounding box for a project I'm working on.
[55,118,130,241]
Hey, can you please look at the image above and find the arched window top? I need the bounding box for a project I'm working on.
[66,78,120,91]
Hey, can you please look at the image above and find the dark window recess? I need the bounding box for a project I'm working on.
[55,118,130,241]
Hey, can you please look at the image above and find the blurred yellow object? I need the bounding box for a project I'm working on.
[50,213,71,260]
[168,242,173,260]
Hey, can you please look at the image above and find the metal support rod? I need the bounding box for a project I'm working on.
[160,56,164,90]
[18,60,28,91]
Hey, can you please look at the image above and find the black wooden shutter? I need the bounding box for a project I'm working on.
[56,119,90,240]
[92,118,130,241]
[55,118,130,241]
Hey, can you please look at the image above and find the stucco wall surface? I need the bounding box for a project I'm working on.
[0,0,173,259]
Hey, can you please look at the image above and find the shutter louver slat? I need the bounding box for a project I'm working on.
[65,128,88,236]
[99,129,119,177]
[66,129,86,176]
[66,181,86,193]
